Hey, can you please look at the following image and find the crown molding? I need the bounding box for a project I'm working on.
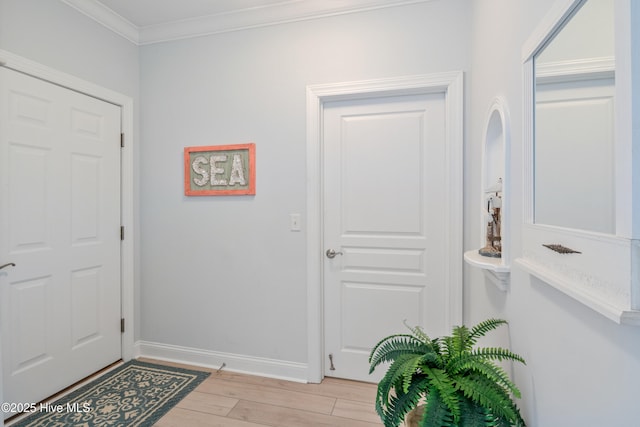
[59,0,430,46]
[60,0,139,44]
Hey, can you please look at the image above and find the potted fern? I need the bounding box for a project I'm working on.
[369,318,526,427]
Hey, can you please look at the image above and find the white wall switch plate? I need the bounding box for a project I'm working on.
[290,213,301,231]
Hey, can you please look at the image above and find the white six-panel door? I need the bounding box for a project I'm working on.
[323,92,452,382]
[0,67,122,409]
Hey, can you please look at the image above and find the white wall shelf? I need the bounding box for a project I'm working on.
[464,250,510,291]
[516,256,640,326]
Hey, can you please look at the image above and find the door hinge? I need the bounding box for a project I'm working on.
[120,133,125,148]
[120,226,124,241]
[121,318,125,333]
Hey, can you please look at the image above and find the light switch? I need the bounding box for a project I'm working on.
[290,213,301,231]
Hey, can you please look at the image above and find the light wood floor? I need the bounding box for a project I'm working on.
[143,358,384,427]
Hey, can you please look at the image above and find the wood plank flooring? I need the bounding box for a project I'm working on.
[143,359,384,427]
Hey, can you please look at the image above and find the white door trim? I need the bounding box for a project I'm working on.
[0,50,135,399]
[306,72,464,383]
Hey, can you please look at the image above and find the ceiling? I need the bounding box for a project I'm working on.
[60,0,429,45]
[96,0,305,28]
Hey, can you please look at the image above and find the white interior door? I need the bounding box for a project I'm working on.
[323,92,455,382]
[0,67,122,410]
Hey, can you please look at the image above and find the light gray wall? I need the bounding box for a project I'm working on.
[467,1,640,426]
[0,0,138,98]
[138,0,471,364]
[0,0,141,340]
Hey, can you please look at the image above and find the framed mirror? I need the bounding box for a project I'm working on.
[518,0,640,324]
[534,0,615,234]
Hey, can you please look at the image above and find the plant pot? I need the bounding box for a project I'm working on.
[404,405,425,427]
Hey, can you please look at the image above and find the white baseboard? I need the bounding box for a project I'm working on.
[134,341,308,383]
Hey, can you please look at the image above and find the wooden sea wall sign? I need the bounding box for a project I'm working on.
[184,143,256,196]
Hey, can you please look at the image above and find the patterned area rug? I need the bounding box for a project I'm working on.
[11,360,210,427]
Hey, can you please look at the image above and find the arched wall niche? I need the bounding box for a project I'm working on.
[465,97,511,291]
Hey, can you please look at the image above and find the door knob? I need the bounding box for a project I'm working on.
[326,249,343,259]
[0,262,16,271]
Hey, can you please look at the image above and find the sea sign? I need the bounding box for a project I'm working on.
[184,143,255,196]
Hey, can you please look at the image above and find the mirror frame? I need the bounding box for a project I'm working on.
[517,0,640,324]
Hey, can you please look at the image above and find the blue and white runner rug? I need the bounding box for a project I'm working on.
[11,360,210,427]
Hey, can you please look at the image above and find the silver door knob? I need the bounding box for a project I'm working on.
[0,262,16,271]
[326,249,343,259]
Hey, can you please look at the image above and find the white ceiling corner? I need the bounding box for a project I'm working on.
[60,0,139,44]
[59,0,431,45]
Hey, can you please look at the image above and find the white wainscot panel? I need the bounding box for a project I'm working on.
[343,247,425,274]
[340,282,423,352]
[71,267,101,348]
[10,277,51,372]
[71,154,100,243]
[10,90,50,127]
[71,108,104,140]
[9,144,50,252]
[341,112,424,235]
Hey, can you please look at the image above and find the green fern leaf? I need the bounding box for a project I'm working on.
[441,335,454,363]
[404,322,431,344]
[458,396,492,427]
[447,347,525,374]
[376,353,423,398]
[420,389,455,427]
[369,335,433,373]
[456,373,524,425]
[448,355,522,398]
[370,334,417,358]
[376,364,410,415]
[382,376,430,427]
[421,366,460,422]
[451,324,473,354]
[486,411,521,427]
[400,355,425,393]
[472,347,526,365]
[468,319,508,347]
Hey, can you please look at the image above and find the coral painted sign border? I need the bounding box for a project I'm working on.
[184,143,256,196]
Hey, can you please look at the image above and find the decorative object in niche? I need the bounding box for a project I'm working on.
[184,143,256,196]
[479,178,503,258]
[518,0,640,325]
[464,97,510,291]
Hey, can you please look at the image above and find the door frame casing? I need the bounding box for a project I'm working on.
[306,72,464,383]
[0,50,135,411]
